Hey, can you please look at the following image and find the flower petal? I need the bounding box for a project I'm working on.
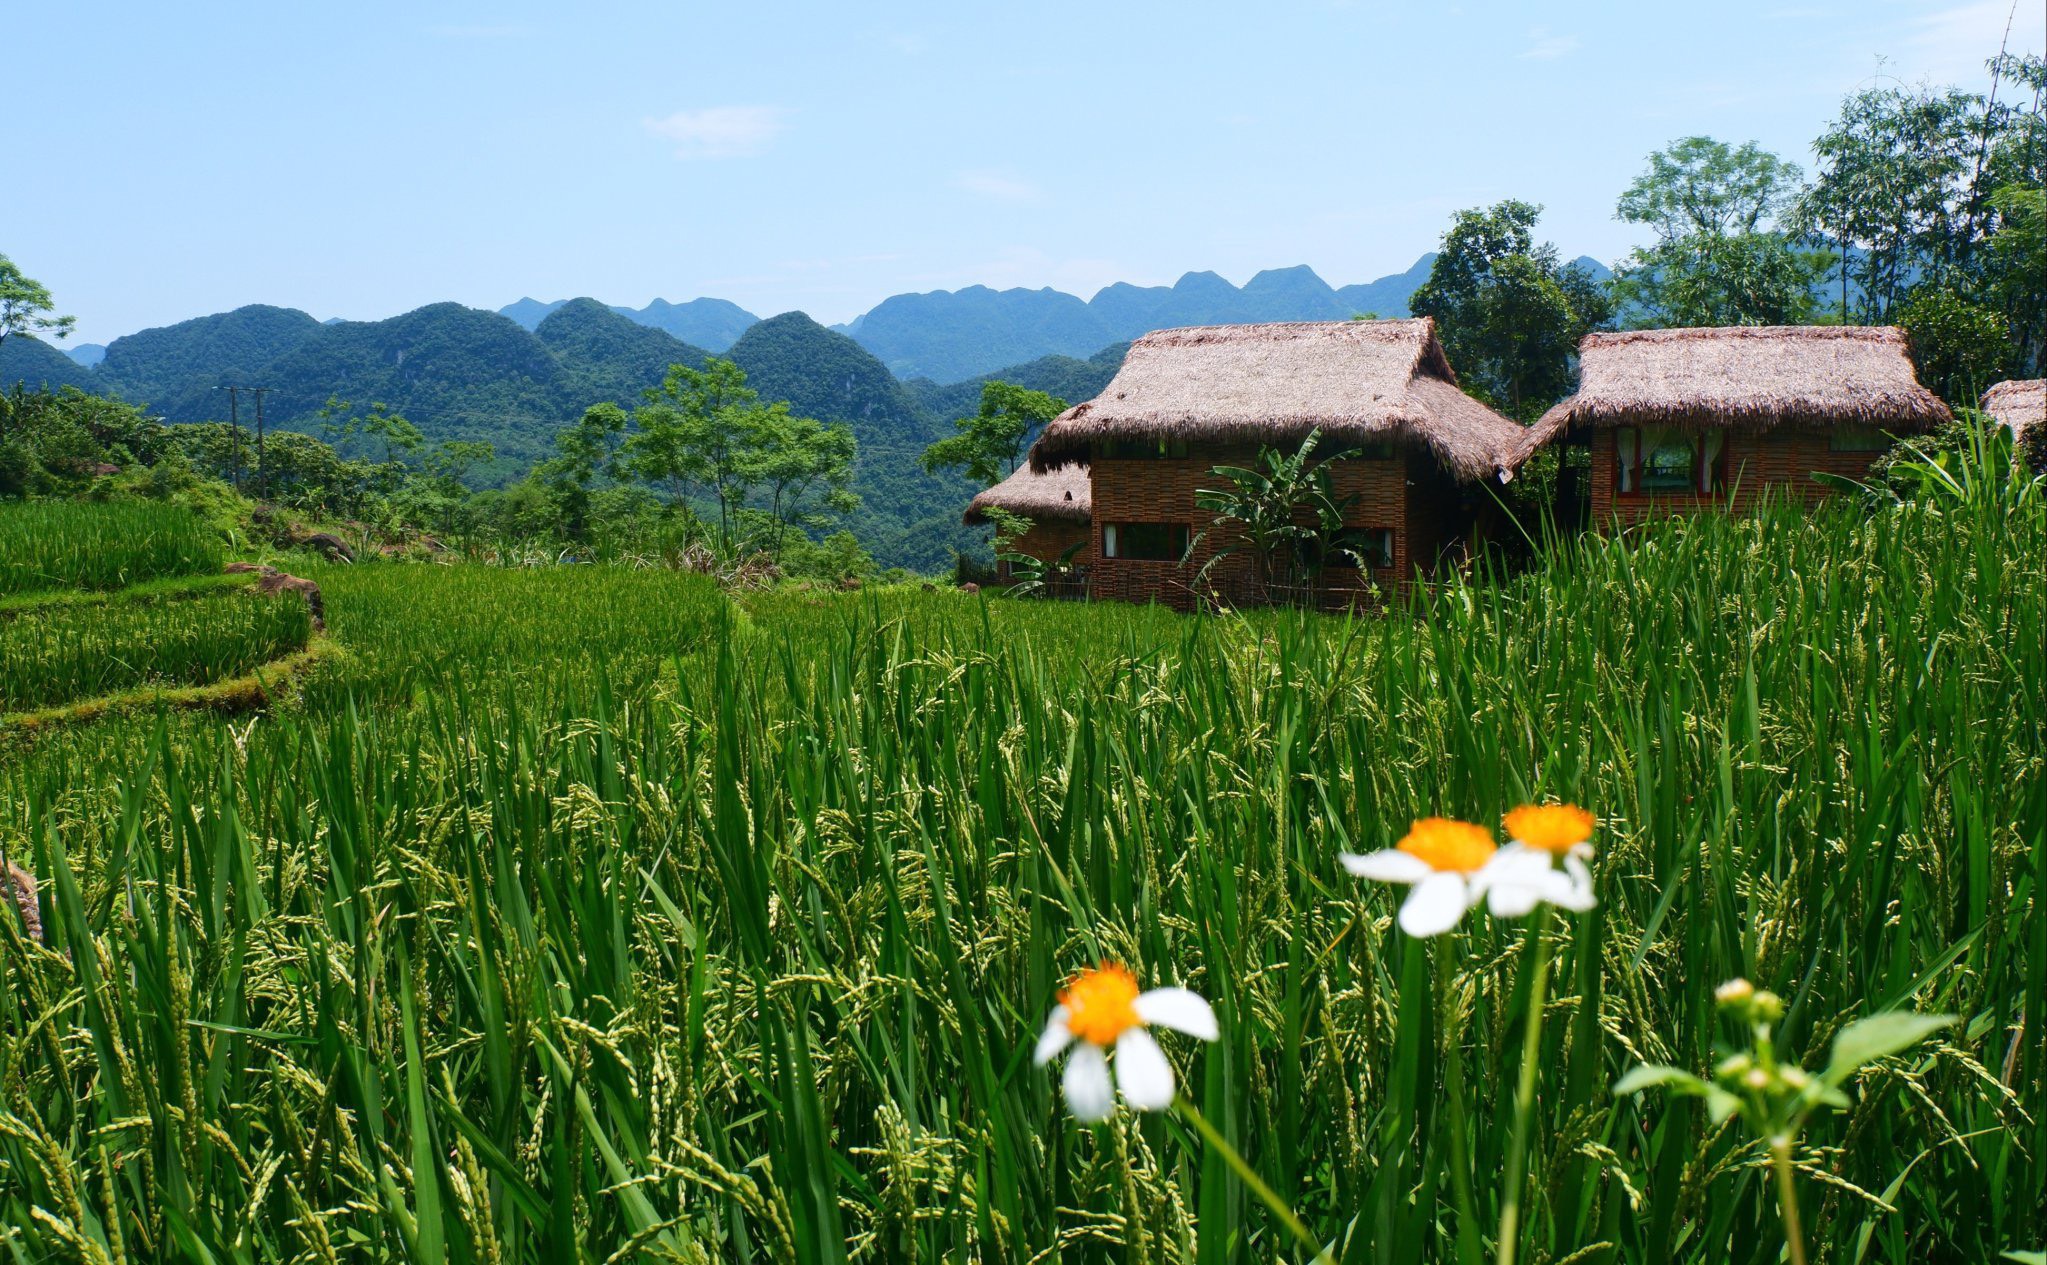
[1115,1027,1176,1111]
[1342,849,1432,884]
[1486,875,1545,917]
[1551,855,1598,910]
[1398,871,1474,937]
[1063,1042,1116,1122]
[1134,988,1218,1040]
[1035,1006,1075,1066]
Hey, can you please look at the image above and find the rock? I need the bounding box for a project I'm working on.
[839,576,863,591]
[255,570,325,629]
[298,532,355,563]
[960,582,981,595]
[3,860,40,944]
[224,561,267,574]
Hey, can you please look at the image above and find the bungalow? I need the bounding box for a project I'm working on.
[1027,320,1528,610]
[1523,326,1951,523]
[962,462,1092,585]
[1980,379,2044,464]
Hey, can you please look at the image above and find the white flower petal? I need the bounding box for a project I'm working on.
[1486,876,1545,917]
[1063,1042,1116,1122]
[1551,856,1598,911]
[1035,1006,1075,1066]
[1115,1027,1176,1111]
[1398,871,1474,937]
[1342,849,1432,884]
[1134,988,1218,1041]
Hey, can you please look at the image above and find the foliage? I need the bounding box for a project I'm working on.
[1190,430,1365,600]
[1896,289,2014,404]
[1408,200,1612,421]
[0,252,75,347]
[919,379,1069,487]
[0,584,311,712]
[0,493,2039,1260]
[0,498,219,595]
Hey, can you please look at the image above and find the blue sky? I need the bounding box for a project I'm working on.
[8,1,2040,344]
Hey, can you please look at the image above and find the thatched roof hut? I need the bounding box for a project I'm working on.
[1980,379,2044,444]
[962,461,1090,526]
[1029,319,1527,483]
[1523,326,1951,455]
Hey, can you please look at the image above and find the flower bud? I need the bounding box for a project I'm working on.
[1715,978,1756,1008]
[1716,1052,1754,1081]
[1752,990,1785,1022]
[1743,1067,1771,1091]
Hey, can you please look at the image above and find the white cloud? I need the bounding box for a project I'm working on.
[954,169,1045,203]
[642,107,791,160]
[1519,27,1581,60]
[1896,1,2047,88]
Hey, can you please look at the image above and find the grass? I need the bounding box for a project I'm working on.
[0,585,312,712]
[0,491,2040,1263]
[0,498,222,595]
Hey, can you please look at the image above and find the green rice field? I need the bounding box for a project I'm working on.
[0,499,222,596]
[0,488,2041,1263]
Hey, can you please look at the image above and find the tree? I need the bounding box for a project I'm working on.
[1408,202,1612,422]
[747,406,859,555]
[1611,137,1826,327]
[0,254,74,348]
[626,357,762,544]
[1896,290,2012,405]
[919,381,1068,487]
[540,402,630,543]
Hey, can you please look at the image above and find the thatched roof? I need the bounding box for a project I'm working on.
[1524,326,1950,454]
[1980,379,2044,443]
[1029,319,1527,483]
[962,461,1090,525]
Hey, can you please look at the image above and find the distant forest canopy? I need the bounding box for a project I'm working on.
[3,53,2041,568]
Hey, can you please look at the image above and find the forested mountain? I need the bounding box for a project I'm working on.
[907,343,1129,425]
[96,304,324,406]
[535,299,712,406]
[0,335,100,393]
[501,295,758,351]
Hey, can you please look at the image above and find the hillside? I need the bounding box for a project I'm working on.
[907,342,1129,425]
[502,295,759,351]
[0,335,101,393]
[534,299,713,407]
[96,304,324,406]
[726,313,978,571]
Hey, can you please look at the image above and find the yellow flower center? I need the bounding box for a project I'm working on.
[1398,817,1497,874]
[1503,803,1596,855]
[1061,963,1142,1046]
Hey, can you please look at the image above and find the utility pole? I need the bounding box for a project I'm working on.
[251,387,269,501]
[216,385,243,492]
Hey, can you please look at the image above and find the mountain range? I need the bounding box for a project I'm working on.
[5,254,1612,568]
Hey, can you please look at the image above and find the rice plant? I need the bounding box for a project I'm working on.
[0,499,222,596]
[0,494,2039,1262]
[0,586,312,712]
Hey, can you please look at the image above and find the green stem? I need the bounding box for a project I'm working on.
[1496,914,1553,1265]
[1174,1095,1332,1265]
[1112,1118,1153,1265]
[1436,943,1484,1263]
[1771,1137,1808,1265]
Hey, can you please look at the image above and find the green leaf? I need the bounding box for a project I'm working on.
[1614,1064,1708,1097]
[1998,1252,2045,1264]
[1822,1013,1955,1087]
[1704,1087,1744,1124]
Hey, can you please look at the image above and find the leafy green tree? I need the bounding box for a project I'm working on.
[0,254,75,348]
[1190,430,1365,602]
[1611,137,1826,327]
[748,406,859,556]
[919,381,1068,487]
[540,402,630,543]
[626,357,762,544]
[1896,290,2012,404]
[1409,202,1612,421]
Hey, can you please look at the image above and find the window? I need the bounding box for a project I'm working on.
[1830,426,1893,452]
[1303,529,1395,570]
[1102,522,1189,562]
[1616,427,1727,496]
[1098,439,1190,461]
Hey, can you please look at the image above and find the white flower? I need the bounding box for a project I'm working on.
[1496,803,1599,913]
[1034,965,1218,1121]
[1342,816,1503,937]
